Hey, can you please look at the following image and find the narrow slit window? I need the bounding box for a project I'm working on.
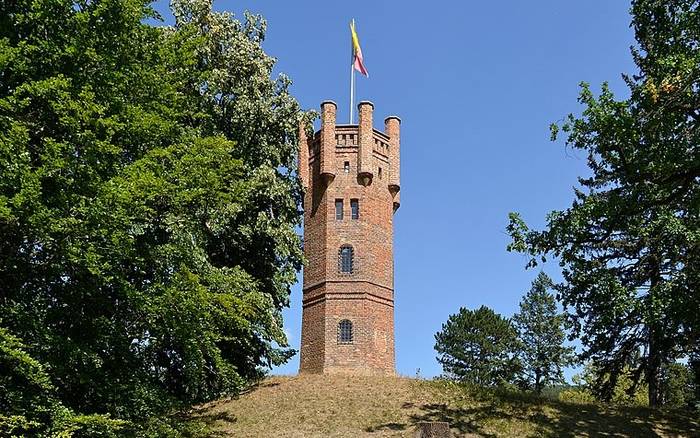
[335,199,344,220]
[344,161,350,173]
[338,319,353,344]
[339,245,354,274]
[378,167,383,179]
[351,199,359,220]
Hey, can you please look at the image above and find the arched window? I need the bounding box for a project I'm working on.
[339,245,354,274]
[338,319,353,344]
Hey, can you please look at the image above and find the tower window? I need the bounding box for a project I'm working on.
[339,245,354,274]
[378,167,383,179]
[335,199,344,220]
[338,319,353,344]
[344,161,350,173]
[351,199,359,219]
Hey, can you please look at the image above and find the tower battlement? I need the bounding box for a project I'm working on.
[298,100,400,375]
[298,101,401,209]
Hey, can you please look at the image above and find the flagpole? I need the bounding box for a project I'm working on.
[350,63,355,123]
[349,19,355,124]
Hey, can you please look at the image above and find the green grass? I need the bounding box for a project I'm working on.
[191,374,699,437]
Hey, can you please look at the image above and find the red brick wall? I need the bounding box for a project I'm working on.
[299,101,400,375]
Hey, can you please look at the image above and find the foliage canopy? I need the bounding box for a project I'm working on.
[0,0,307,433]
[435,306,521,386]
[507,0,699,407]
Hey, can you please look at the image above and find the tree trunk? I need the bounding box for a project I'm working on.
[535,369,542,395]
[647,325,662,407]
[647,257,663,408]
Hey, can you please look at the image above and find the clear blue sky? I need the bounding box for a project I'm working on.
[154,1,637,379]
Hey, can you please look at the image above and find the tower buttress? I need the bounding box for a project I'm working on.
[385,116,401,210]
[298,119,310,190]
[357,101,374,186]
[320,101,337,181]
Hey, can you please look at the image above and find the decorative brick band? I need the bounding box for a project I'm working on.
[302,292,395,309]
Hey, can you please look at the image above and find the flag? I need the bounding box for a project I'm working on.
[350,20,369,77]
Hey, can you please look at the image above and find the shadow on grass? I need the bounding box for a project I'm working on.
[365,422,406,432]
[184,379,287,436]
[368,384,700,437]
[185,406,238,437]
[238,379,281,396]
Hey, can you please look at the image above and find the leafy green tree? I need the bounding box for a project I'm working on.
[562,362,649,407]
[435,306,521,386]
[0,0,306,431]
[566,360,695,408]
[0,327,126,436]
[1,327,73,436]
[690,354,700,410]
[507,0,699,407]
[660,362,695,409]
[513,273,575,394]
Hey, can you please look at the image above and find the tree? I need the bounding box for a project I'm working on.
[0,327,126,436]
[513,273,575,394]
[690,354,700,410]
[564,360,695,408]
[0,0,306,431]
[660,362,695,409]
[562,361,649,407]
[0,327,73,437]
[435,306,521,386]
[507,0,699,407]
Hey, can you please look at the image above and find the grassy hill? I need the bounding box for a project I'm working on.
[192,374,699,437]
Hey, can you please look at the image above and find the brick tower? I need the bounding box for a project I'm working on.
[298,100,400,375]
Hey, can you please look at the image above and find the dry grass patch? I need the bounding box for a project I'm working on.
[192,375,700,437]
[194,374,432,437]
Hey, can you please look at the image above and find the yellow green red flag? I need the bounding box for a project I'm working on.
[350,20,369,77]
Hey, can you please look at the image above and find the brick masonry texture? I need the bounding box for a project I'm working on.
[299,101,401,375]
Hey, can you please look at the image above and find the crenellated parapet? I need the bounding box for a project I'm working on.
[298,101,401,210]
[335,125,358,147]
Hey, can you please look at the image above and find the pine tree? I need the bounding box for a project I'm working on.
[435,306,521,386]
[513,273,575,394]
